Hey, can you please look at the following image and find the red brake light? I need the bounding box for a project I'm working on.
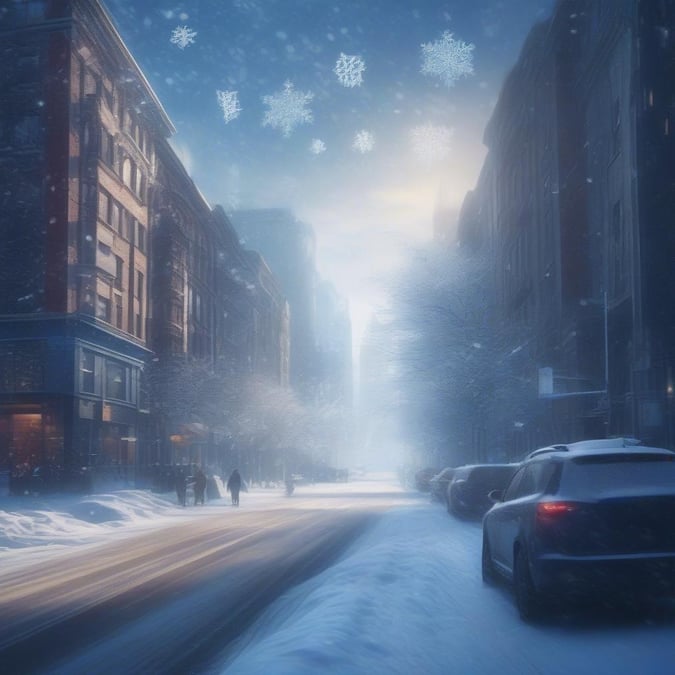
[536,501,577,518]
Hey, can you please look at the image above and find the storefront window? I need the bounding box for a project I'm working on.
[80,350,95,393]
[105,361,127,401]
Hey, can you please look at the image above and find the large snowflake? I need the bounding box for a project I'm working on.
[334,53,366,88]
[353,130,375,154]
[262,81,314,137]
[421,31,475,87]
[170,25,197,49]
[216,90,242,123]
[309,138,326,154]
[410,124,454,163]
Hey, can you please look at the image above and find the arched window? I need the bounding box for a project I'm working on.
[122,157,132,187]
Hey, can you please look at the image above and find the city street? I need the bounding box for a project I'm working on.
[0,484,401,673]
[2,480,675,674]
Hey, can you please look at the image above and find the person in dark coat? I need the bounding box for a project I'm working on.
[175,468,187,507]
[193,467,207,505]
[226,469,242,506]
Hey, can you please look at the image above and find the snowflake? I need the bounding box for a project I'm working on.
[310,139,326,154]
[170,25,197,49]
[353,130,375,154]
[410,124,454,163]
[334,53,366,88]
[262,80,314,137]
[421,31,475,87]
[216,90,242,123]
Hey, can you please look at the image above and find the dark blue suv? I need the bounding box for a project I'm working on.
[481,442,675,620]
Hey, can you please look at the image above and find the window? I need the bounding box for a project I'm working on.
[100,130,115,166]
[111,201,120,233]
[122,157,132,187]
[106,361,127,400]
[503,467,525,501]
[136,223,146,252]
[97,191,111,223]
[96,295,111,322]
[117,96,125,127]
[121,211,132,241]
[135,170,145,200]
[114,293,123,329]
[80,350,95,393]
[115,256,123,290]
[512,466,536,498]
[135,313,142,338]
[136,270,144,303]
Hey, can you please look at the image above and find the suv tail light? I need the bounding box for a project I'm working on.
[536,501,577,519]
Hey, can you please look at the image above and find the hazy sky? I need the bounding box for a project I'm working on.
[105,0,555,345]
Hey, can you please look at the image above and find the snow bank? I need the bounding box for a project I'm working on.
[0,490,181,550]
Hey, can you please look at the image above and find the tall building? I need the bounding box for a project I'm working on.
[230,209,318,396]
[0,0,172,479]
[456,0,675,454]
[0,1,290,486]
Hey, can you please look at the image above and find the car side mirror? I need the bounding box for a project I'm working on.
[488,489,503,503]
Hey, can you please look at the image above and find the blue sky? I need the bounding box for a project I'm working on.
[105,0,555,342]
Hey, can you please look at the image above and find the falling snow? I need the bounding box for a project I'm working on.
[310,139,326,154]
[353,130,375,154]
[421,31,475,87]
[169,25,197,49]
[216,90,242,123]
[410,124,454,163]
[334,53,366,88]
[262,81,314,137]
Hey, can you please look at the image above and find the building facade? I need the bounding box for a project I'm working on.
[0,0,172,485]
[455,0,675,455]
[0,0,290,488]
[230,208,319,397]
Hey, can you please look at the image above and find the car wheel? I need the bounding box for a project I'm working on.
[482,534,496,584]
[514,545,542,621]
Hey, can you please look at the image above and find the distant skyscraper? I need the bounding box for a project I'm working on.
[230,209,318,395]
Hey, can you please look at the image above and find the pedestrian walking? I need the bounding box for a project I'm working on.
[175,468,187,507]
[226,468,242,506]
[193,467,207,505]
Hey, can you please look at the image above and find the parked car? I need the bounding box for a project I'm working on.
[447,464,519,517]
[414,467,439,492]
[429,467,455,503]
[481,443,675,620]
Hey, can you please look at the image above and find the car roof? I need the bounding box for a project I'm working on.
[525,437,644,459]
[453,463,520,474]
[526,444,674,463]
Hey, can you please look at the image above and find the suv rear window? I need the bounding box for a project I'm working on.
[559,453,675,496]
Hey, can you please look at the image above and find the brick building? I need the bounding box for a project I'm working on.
[0,0,290,488]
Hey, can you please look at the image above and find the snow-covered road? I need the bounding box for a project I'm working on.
[2,476,675,674]
[215,497,675,675]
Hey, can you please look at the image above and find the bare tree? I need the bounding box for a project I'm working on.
[383,244,537,466]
